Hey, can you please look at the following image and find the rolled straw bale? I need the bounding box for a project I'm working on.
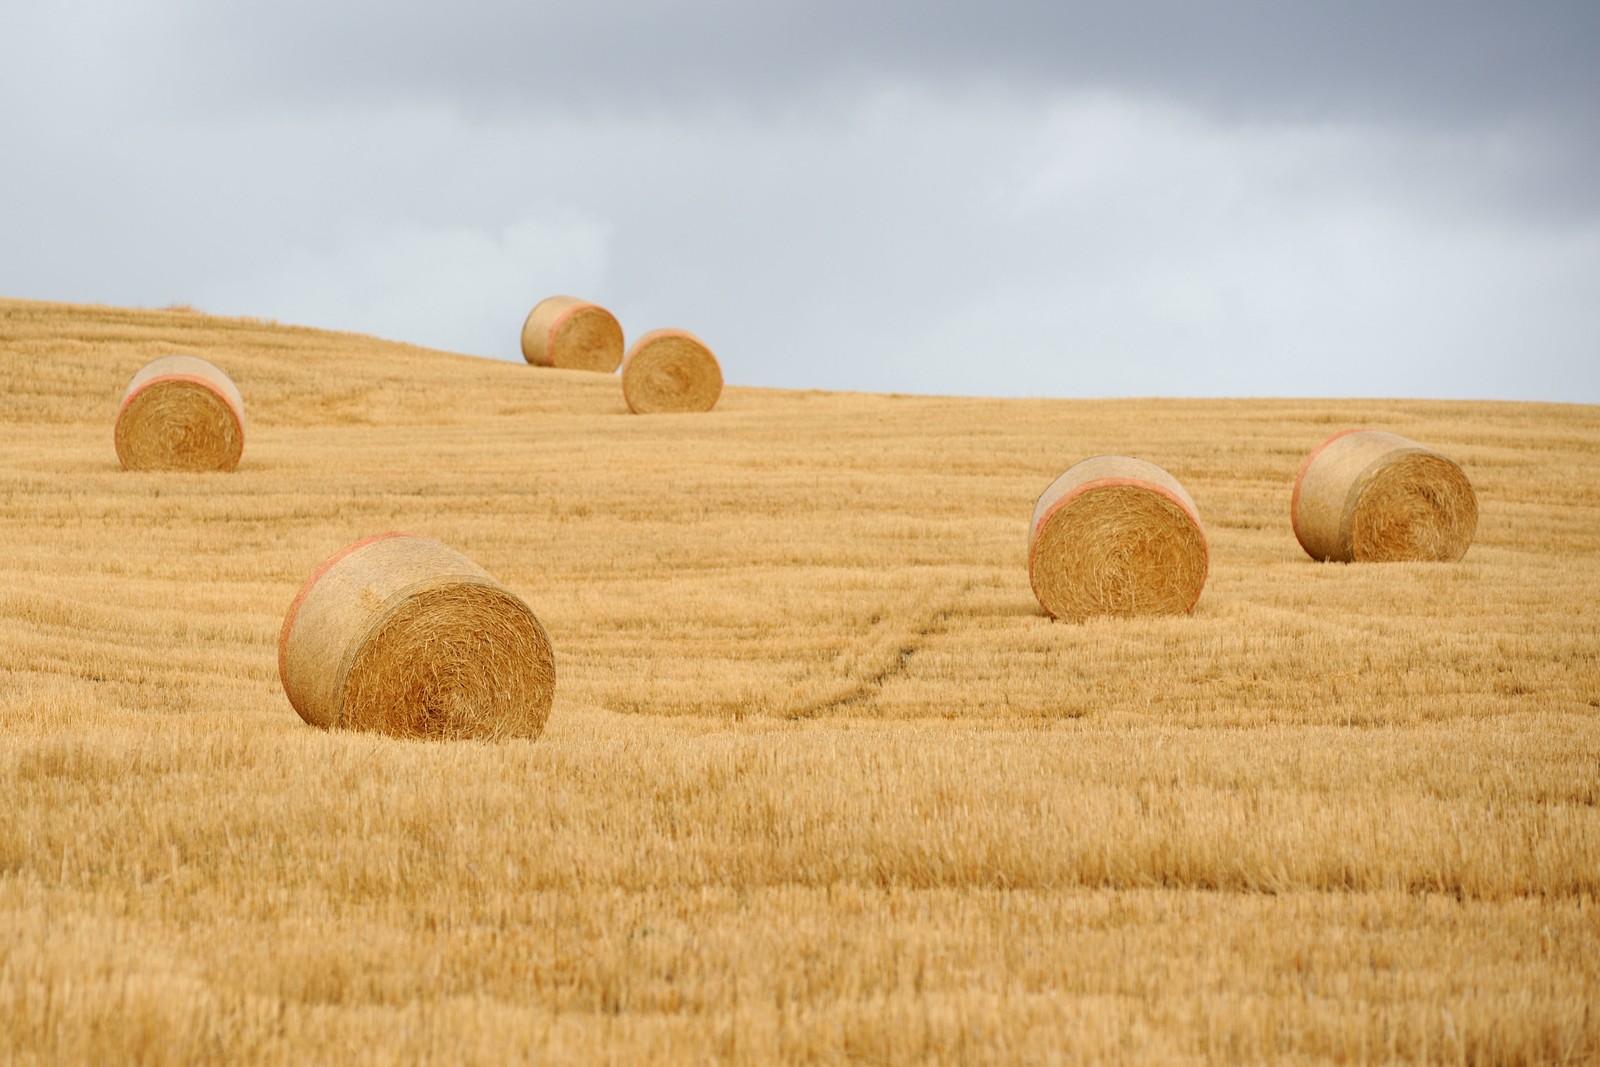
[1292,429,1477,562]
[114,355,245,472]
[1028,456,1209,621]
[278,534,555,741]
[621,329,723,414]
[520,295,624,372]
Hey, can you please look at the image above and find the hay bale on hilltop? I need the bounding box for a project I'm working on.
[520,296,624,372]
[278,534,555,741]
[114,355,245,472]
[1028,456,1209,621]
[621,329,723,414]
[1292,429,1477,562]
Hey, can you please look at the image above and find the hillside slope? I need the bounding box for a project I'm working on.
[2,296,1596,1064]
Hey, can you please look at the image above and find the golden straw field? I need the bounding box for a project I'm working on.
[1,296,1597,1065]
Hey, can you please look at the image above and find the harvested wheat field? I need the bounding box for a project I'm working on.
[1,295,1596,1065]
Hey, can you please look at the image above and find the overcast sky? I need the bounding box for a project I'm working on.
[3,2,1597,401]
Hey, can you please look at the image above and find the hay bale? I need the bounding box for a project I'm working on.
[1292,429,1477,562]
[278,534,555,741]
[621,329,723,413]
[1028,456,1209,621]
[520,295,624,372]
[114,355,245,472]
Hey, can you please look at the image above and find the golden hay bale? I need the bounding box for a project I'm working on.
[621,328,723,414]
[114,355,245,472]
[1028,456,1209,621]
[278,534,555,741]
[520,295,625,372]
[1292,429,1477,563]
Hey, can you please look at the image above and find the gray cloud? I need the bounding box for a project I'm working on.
[159,2,1600,128]
[2,2,1596,402]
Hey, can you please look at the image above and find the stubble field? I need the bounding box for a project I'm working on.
[1,296,1597,1064]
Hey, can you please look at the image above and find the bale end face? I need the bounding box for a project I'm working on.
[1349,451,1477,561]
[342,581,554,740]
[521,296,624,372]
[279,534,555,741]
[114,356,245,472]
[621,329,723,413]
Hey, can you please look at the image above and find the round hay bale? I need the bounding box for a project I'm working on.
[520,295,624,372]
[1028,456,1209,621]
[114,355,245,472]
[621,329,723,414]
[278,534,555,741]
[1291,429,1477,562]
